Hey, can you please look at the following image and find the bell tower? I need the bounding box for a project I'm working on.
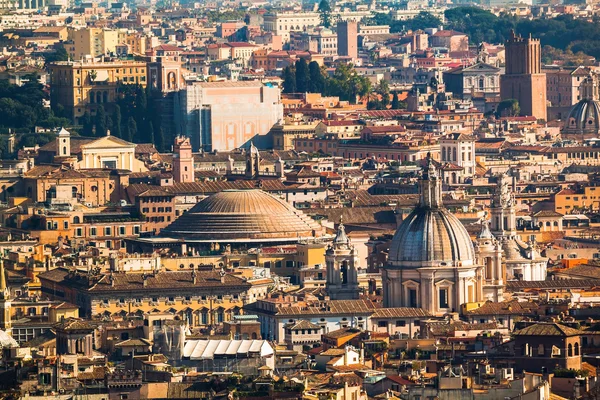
[326,218,360,300]
[475,220,504,301]
[173,136,194,183]
[500,31,547,120]
[490,173,517,238]
[57,128,71,157]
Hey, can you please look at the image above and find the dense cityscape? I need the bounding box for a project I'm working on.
[0,0,599,399]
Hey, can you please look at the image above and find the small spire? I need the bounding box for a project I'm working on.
[478,219,494,240]
[333,216,349,245]
[419,153,442,208]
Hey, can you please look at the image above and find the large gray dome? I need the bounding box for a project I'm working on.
[563,99,600,137]
[161,189,324,241]
[388,207,475,267]
[387,156,475,268]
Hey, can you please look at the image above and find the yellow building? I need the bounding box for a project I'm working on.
[554,186,600,213]
[38,267,252,327]
[271,122,317,150]
[67,27,119,60]
[48,59,147,122]
[117,30,147,55]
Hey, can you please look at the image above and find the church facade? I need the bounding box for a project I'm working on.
[381,157,485,316]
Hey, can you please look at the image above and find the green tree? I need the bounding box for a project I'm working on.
[496,99,520,117]
[112,105,122,138]
[156,125,165,152]
[81,112,94,136]
[318,0,332,28]
[147,121,155,145]
[44,46,69,64]
[282,66,296,93]
[126,117,136,143]
[403,12,442,32]
[391,92,400,109]
[376,79,391,107]
[94,105,107,137]
[295,58,310,93]
[308,61,326,93]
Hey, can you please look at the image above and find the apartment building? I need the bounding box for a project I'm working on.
[48,59,147,122]
[263,11,320,42]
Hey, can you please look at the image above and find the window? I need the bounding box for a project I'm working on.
[119,226,126,235]
[105,227,111,236]
[76,228,83,237]
[396,320,406,327]
[90,227,97,236]
[439,288,449,309]
[378,321,387,328]
[133,226,140,235]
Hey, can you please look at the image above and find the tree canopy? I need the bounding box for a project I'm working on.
[281,61,370,104]
[0,75,69,132]
[318,0,332,28]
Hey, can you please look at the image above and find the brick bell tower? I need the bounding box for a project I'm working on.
[173,136,194,183]
[500,30,547,121]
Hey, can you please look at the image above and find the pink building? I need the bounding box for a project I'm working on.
[176,81,283,151]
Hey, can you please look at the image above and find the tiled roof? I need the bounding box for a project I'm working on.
[506,279,600,290]
[464,300,539,316]
[513,323,581,337]
[285,319,322,330]
[135,143,158,154]
[371,307,432,318]
[38,267,250,292]
[38,136,96,154]
[54,318,96,331]
[554,264,600,279]
[428,321,501,336]
[270,299,377,316]
[533,210,563,217]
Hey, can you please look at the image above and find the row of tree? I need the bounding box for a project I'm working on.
[365,7,600,61]
[282,59,371,103]
[79,85,167,151]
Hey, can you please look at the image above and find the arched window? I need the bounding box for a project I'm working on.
[574,342,580,356]
[453,148,457,161]
[103,91,108,103]
[568,343,573,357]
[73,216,80,224]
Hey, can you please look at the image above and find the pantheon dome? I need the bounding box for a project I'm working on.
[160,189,324,242]
[562,99,600,138]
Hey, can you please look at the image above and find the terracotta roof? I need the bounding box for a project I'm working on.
[533,210,564,217]
[135,143,158,154]
[38,267,251,292]
[371,308,431,318]
[464,300,539,316]
[554,264,600,279]
[285,319,321,330]
[319,348,346,356]
[54,318,96,331]
[38,136,95,154]
[506,279,600,290]
[77,366,108,381]
[513,323,581,337]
